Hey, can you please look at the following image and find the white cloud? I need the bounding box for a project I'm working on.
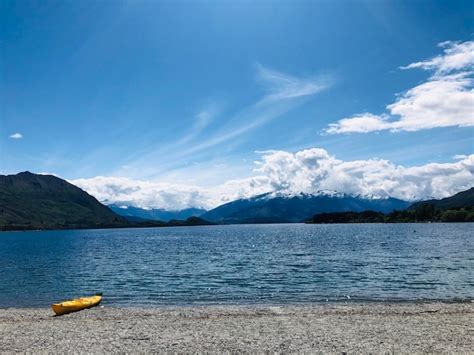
[72,148,474,209]
[256,64,330,102]
[193,65,331,146]
[117,65,332,179]
[453,154,468,160]
[401,41,474,74]
[254,148,474,201]
[9,133,23,139]
[71,174,271,211]
[387,72,473,131]
[326,40,474,134]
[176,106,217,145]
[72,176,210,210]
[326,113,391,134]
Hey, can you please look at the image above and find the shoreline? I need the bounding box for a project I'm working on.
[1,297,473,310]
[2,221,474,233]
[1,302,472,352]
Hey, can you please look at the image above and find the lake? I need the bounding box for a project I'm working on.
[0,223,472,307]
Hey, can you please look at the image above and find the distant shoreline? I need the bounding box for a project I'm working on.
[0,218,215,232]
[1,302,472,352]
[2,220,473,232]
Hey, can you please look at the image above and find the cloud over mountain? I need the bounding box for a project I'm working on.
[71,177,210,211]
[72,148,474,210]
[253,149,474,201]
[326,40,474,134]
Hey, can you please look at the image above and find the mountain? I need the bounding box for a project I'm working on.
[201,191,411,224]
[0,172,214,231]
[310,187,474,223]
[109,204,206,222]
[166,216,216,226]
[409,187,474,210]
[0,172,128,230]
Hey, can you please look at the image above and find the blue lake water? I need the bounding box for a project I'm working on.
[0,223,472,307]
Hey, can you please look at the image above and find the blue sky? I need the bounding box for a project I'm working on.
[1,0,473,208]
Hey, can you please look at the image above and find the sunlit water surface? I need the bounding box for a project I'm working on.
[0,223,472,307]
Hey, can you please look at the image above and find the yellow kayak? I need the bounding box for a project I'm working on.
[52,294,102,315]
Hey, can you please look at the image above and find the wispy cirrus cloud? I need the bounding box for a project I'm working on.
[256,64,331,102]
[189,64,331,149]
[174,105,218,146]
[325,40,474,134]
[115,65,332,179]
[9,133,23,139]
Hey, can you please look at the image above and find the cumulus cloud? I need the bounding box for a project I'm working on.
[71,175,271,211]
[9,133,23,139]
[326,40,474,134]
[72,148,474,209]
[254,148,474,201]
[71,176,210,210]
[401,40,474,74]
[326,113,392,134]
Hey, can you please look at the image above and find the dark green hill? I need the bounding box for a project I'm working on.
[409,187,474,210]
[166,216,216,226]
[309,187,474,224]
[0,172,128,230]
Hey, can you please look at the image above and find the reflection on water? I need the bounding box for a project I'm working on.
[0,223,472,307]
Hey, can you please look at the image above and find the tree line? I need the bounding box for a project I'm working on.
[309,204,474,224]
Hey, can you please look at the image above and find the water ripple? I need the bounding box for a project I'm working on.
[0,223,473,307]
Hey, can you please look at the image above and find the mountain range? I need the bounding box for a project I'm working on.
[0,172,211,231]
[201,191,411,224]
[1,172,472,230]
[109,204,206,222]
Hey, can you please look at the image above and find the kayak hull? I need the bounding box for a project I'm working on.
[52,295,102,315]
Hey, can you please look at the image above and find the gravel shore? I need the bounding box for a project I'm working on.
[0,303,472,353]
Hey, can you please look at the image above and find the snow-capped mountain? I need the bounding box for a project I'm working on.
[201,191,411,224]
[108,204,206,222]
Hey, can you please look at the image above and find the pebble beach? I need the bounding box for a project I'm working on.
[1,302,472,353]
